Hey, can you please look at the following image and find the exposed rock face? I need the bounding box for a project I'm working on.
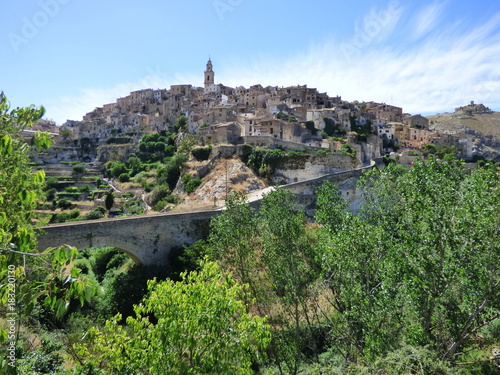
[177,156,268,208]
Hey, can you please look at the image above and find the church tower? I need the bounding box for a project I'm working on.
[204,58,214,89]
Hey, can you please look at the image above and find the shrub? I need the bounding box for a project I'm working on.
[108,162,128,178]
[151,185,171,208]
[45,176,59,189]
[191,146,212,161]
[181,173,193,185]
[341,143,356,156]
[56,198,73,210]
[246,147,285,176]
[143,182,155,192]
[92,247,127,281]
[316,149,331,155]
[50,209,80,223]
[118,173,130,183]
[304,121,318,135]
[157,154,188,190]
[154,199,168,211]
[45,188,57,201]
[79,185,91,193]
[84,207,106,220]
[17,334,64,374]
[165,195,179,204]
[185,178,202,194]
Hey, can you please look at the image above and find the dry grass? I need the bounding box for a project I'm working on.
[428,111,500,139]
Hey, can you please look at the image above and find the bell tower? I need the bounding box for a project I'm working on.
[204,58,214,89]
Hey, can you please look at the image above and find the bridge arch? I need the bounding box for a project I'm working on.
[38,210,218,266]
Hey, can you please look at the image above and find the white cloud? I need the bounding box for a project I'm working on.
[411,2,446,41]
[222,10,500,115]
[48,8,500,123]
[47,68,178,124]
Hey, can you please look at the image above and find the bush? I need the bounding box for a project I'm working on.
[185,178,202,194]
[45,188,57,201]
[118,173,130,183]
[154,199,168,211]
[91,247,128,282]
[246,147,285,176]
[45,176,59,189]
[181,173,193,185]
[157,154,188,190]
[143,182,155,192]
[79,185,91,193]
[96,264,170,320]
[110,162,128,178]
[341,143,356,156]
[17,334,64,374]
[304,121,318,135]
[191,146,212,161]
[84,207,106,220]
[316,149,331,155]
[50,209,80,223]
[151,185,171,208]
[56,198,73,210]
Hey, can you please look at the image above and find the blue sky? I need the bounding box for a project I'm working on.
[2,0,500,124]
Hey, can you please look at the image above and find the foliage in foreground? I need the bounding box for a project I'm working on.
[208,158,500,374]
[80,260,271,375]
[0,94,97,374]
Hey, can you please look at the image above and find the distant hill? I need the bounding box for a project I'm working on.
[426,111,500,160]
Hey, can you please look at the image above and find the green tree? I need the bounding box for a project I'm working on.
[259,189,319,375]
[86,260,271,374]
[209,193,263,307]
[315,158,500,366]
[126,155,142,176]
[0,94,97,372]
[104,191,114,212]
[157,154,188,190]
[173,114,188,132]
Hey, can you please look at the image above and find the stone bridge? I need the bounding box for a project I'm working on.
[38,162,376,265]
[38,209,219,265]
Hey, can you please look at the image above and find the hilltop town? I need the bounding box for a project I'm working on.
[33,59,492,166]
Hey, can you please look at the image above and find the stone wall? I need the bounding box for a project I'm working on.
[272,153,362,184]
[240,136,323,152]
